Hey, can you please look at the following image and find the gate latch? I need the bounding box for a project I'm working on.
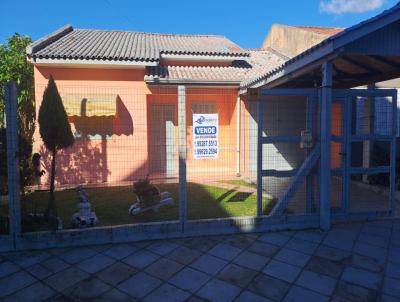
[300,130,313,149]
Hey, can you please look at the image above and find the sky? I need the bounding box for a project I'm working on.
[0,0,399,48]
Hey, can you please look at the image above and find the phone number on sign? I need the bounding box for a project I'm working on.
[195,140,218,147]
[195,148,218,155]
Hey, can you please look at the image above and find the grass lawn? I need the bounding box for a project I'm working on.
[220,179,257,189]
[0,182,273,232]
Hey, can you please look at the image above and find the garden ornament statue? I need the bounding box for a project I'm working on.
[129,177,174,215]
[71,185,99,228]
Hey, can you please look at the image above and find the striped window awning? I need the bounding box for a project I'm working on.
[61,94,117,117]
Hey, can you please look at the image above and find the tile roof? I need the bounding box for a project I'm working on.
[27,25,247,63]
[144,49,287,84]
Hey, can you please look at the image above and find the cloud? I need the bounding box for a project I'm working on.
[320,0,384,14]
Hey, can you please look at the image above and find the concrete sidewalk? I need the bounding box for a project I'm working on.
[0,219,399,301]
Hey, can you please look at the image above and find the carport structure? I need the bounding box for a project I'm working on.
[242,3,400,230]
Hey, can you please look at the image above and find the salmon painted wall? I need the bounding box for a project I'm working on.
[34,67,240,185]
[146,87,239,179]
[33,66,150,185]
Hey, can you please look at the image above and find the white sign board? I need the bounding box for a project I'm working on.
[193,113,219,159]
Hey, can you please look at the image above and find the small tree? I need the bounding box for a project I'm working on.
[38,75,74,220]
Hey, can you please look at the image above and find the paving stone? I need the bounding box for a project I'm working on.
[274,248,310,268]
[362,224,392,238]
[350,254,383,273]
[167,246,202,265]
[283,285,329,302]
[386,261,400,279]
[41,257,70,274]
[247,241,279,258]
[285,238,318,255]
[208,243,242,261]
[63,277,111,300]
[147,241,179,255]
[294,230,325,243]
[0,261,19,278]
[58,247,97,264]
[323,230,356,251]
[383,277,400,298]
[0,271,36,298]
[26,263,52,279]
[190,254,228,275]
[123,249,159,269]
[145,257,184,281]
[223,234,256,249]
[333,281,378,302]
[305,256,344,278]
[169,267,210,293]
[44,267,89,292]
[77,253,115,274]
[143,283,190,302]
[233,251,270,271]
[5,250,51,268]
[358,233,390,248]
[353,241,387,263]
[258,232,291,246]
[217,264,258,288]
[234,290,273,302]
[118,272,162,299]
[91,244,113,253]
[102,244,138,260]
[263,260,301,283]
[295,270,337,296]
[97,262,138,286]
[341,267,382,290]
[197,278,241,302]
[95,288,137,301]
[183,237,219,252]
[2,282,55,302]
[247,274,290,301]
[187,296,209,302]
[315,245,351,262]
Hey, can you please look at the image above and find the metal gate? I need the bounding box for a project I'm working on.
[256,88,398,222]
[331,89,398,218]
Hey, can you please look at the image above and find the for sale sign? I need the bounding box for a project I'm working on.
[193,113,219,159]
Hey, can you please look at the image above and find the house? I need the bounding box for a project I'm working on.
[27,25,287,186]
[27,5,400,195]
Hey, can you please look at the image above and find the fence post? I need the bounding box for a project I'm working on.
[320,62,332,231]
[5,81,21,249]
[178,85,187,232]
[390,91,397,215]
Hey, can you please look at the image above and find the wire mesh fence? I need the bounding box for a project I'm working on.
[2,81,399,235]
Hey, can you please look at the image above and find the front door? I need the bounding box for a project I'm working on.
[149,104,177,176]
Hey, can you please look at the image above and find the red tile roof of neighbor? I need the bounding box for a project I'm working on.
[292,26,344,36]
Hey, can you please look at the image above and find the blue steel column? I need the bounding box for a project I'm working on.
[320,62,332,231]
[390,92,397,215]
[5,82,21,249]
[257,91,264,216]
[178,85,187,231]
[306,96,314,213]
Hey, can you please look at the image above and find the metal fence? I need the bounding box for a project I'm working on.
[1,81,399,251]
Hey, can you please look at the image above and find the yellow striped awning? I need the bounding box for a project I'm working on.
[61,94,117,117]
